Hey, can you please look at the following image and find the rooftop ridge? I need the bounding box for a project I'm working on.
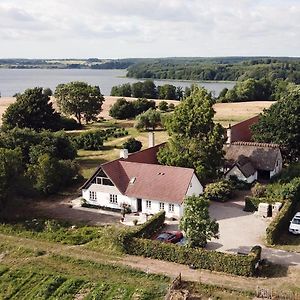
[231,141,280,148]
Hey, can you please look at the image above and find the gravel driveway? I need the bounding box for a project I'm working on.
[207,196,269,253]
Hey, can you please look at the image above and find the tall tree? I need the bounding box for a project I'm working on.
[180,195,219,247]
[54,81,104,124]
[135,109,162,131]
[251,84,300,162]
[157,86,225,181]
[2,87,60,131]
[0,148,23,208]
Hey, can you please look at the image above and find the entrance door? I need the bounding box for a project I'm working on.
[137,198,142,212]
[257,170,270,181]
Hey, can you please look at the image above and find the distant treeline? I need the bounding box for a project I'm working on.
[0,58,137,70]
[126,57,300,84]
[111,77,298,103]
[111,80,184,100]
[217,78,295,102]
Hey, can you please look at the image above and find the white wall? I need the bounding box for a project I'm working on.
[225,166,257,183]
[270,153,283,178]
[186,174,203,196]
[82,174,203,219]
[82,184,137,211]
[141,198,182,219]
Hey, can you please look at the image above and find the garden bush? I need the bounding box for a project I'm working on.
[122,138,142,153]
[244,196,264,212]
[251,182,267,197]
[204,180,233,202]
[75,130,104,150]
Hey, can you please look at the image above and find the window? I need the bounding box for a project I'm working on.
[159,202,165,210]
[146,200,151,209]
[109,194,118,204]
[169,204,175,212]
[96,177,113,186]
[89,191,97,201]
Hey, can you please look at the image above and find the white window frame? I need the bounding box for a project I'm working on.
[109,194,118,204]
[169,204,175,212]
[146,200,151,209]
[159,202,165,210]
[89,191,97,201]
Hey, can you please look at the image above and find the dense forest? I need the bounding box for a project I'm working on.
[126,57,300,84]
[2,57,300,84]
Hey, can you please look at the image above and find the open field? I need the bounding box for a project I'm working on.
[0,96,274,179]
[0,96,274,126]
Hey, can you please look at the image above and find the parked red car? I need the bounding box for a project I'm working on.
[153,231,183,244]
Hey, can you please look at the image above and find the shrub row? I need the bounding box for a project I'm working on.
[126,238,261,277]
[74,127,128,150]
[266,200,295,245]
[116,211,261,276]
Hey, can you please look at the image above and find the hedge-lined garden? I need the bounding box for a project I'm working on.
[117,211,261,277]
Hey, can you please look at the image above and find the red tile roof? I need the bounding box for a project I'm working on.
[121,161,194,204]
[82,143,197,204]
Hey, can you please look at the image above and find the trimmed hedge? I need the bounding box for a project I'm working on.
[244,196,265,212]
[115,211,165,251]
[126,238,261,277]
[116,211,261,276]
[266,200,295,245]
[265,177,300,245]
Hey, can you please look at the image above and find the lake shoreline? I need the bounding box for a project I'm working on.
[0,69,235,97]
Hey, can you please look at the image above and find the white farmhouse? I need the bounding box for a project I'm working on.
[81,142,203,219]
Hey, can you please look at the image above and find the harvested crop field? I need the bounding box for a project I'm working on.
[0,96,273,126]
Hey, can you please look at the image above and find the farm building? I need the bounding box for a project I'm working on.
[81,134,203,219]
[224,142,282,183]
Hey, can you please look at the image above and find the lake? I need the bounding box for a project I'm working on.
[0,69,235,97]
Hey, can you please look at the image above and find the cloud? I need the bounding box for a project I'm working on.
[0,0,299,57]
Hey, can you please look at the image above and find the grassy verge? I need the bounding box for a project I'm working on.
[0,219,124,256]
[183,281,254,300]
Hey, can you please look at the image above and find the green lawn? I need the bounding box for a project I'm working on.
[75,120,169,179]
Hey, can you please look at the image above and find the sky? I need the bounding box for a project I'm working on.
[0,0,299,58]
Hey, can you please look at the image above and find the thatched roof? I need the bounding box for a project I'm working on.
[225,142,281,171]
